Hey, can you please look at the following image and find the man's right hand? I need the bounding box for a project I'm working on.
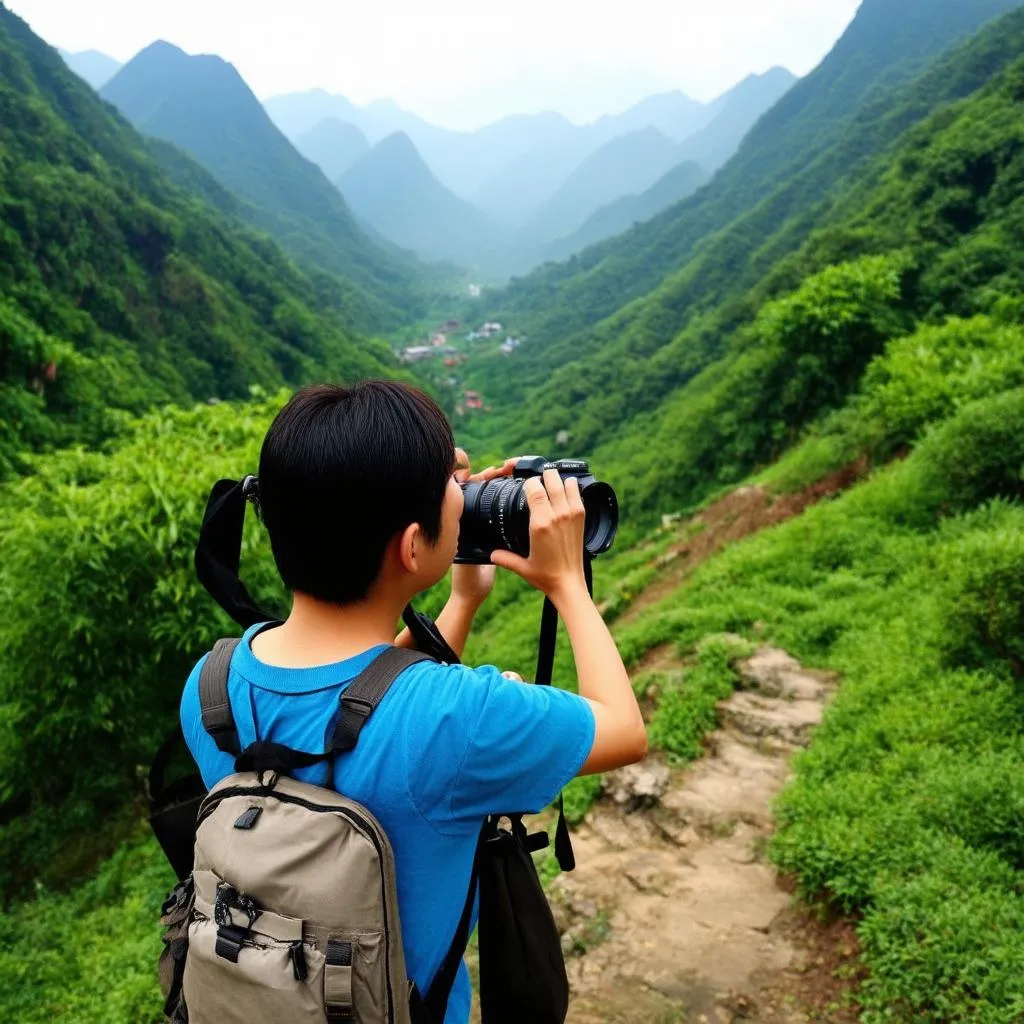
[489,469,588,603]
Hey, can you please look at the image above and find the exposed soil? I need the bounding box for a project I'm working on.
[617,460,868,626]
[550,647,862,1023]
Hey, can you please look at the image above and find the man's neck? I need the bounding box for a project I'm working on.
[250,590,406,669]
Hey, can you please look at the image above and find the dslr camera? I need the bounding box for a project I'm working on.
[456,456,619,565]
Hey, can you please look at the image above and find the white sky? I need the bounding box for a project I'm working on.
[7,0,863,130]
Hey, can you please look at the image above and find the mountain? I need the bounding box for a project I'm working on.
[267,89,712,223]
[0,8,399,477]
[337,132,502,269]
[466,0,1024,470]
[547,161,710,259]
[528,128,683,243]
[675,67,797,172]
[590,90,714,143]
[293,117,370,181]
[57,48,120,89]
[490,0,1024,363]
[101,42,423,327]
[541,68,795,257]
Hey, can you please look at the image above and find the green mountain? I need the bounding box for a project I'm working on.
[546,161,710,260]
[470,4,1024,519]
[528,127,682,243]
[101,41,423,326]
[337,132,502,269]
[57,48,121,90]
[294,116,370,181]
[493,0,1022,349]
[0,8,398,478]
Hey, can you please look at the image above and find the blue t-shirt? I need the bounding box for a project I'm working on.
[180,624,595,1024]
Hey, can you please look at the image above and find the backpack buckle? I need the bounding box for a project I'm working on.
[215,923,248,963]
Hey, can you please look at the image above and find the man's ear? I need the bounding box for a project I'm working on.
[398,522,422,574]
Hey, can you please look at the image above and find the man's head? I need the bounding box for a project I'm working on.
[258,381,462,606]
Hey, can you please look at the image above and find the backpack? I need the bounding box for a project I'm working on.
[159,639,475,1024]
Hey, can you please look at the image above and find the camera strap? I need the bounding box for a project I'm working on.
[534,554,593,873]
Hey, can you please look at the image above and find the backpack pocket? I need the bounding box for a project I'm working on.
[183,915,326,1024]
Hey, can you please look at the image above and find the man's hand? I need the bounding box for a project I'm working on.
[489,469,587,605]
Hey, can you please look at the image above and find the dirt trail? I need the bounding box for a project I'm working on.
[551,648,849,1024]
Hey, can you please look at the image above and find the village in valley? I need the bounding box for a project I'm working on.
[397,286,523,417]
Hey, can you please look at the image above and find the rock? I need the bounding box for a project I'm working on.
[604,761,671,809]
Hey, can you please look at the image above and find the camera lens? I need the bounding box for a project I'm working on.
[458,471,619,564]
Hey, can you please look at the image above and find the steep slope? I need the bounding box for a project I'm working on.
[547,161,710,259]
[484,10,1024,518]
[528,127,682,243]
[337,132,503,269]
[101,42,423,326]
[293,116,370,181]
[0,9,398,476]
[57,48,120,89]
[675,67,797,173]
[493,0,1022,348]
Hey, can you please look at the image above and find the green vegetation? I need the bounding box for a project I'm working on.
[100,41,426,327]
[469,1,1024,477]
[2,0,1024,1020]
[0,5,402,477]
[472,18,1024,520]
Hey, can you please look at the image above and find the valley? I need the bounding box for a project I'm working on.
[2,0,1024,1020]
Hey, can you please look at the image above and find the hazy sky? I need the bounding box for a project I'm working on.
[7,0,862,129]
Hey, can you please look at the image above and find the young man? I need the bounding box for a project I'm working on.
[180,381,646,1023]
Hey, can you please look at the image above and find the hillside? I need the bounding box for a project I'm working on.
[57,48,120,89]
[548,161,709,258]
[463,0,1023,449]
[491,0,1022,349]
[0,8,399,478]
[478,9,1024,521]
[293,116,370,180]
[675,66,797,173]
[101,41,424,326]
[337,131,504,269]
[528,127,682,243]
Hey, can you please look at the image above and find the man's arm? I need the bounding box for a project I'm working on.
[490,470,647,776]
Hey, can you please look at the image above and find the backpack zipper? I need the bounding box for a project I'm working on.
[198,784,396,1024]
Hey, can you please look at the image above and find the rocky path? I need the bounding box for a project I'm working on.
[551,647,844,1024]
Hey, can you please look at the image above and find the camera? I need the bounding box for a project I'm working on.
[456,456,619,565]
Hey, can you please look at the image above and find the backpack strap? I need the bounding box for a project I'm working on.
[199,638,243,755]
[329,646,432,754]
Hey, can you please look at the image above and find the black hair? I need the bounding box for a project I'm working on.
[258,381,456,605]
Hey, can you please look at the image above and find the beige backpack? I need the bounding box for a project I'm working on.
[160,640,476,1024]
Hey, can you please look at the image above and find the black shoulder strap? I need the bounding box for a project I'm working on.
[329,646,432,754]
[199,638,243,755]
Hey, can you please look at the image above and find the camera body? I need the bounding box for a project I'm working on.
[456,456,618,565]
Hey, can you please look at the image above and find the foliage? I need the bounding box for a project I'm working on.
[0,6,401,476]
[0,832,172,1023]
[464,6,1024,514]
[100,41,427,326]
[0,398,283,895]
